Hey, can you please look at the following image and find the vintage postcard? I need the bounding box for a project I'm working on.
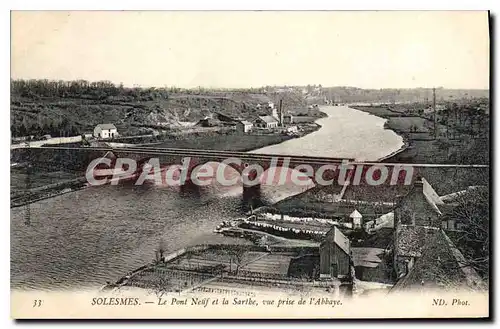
[10,11,490,319]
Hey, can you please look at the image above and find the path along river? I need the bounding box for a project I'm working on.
[10,106,403,290]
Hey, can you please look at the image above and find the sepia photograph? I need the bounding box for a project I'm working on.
[9,10,490,319]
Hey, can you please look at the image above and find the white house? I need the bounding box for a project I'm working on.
[350,209,363,230]
[94,124,118,139]
[254,116,279,129]
[236,120,253,133]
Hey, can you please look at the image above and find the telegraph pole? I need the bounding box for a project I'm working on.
[433,87,437,139]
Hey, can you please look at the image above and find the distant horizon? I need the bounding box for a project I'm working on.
[8,78,490,91]
[11,11,489,90]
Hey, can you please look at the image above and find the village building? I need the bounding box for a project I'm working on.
[236,120,253,133]
[391,227,485,292]
[393,177,444,228]
[255,100,283,127]
[391,177,486,291]
[393,177,445,278]
[319,226,351,280]
[93,123,118,139]
[271,107,279,121]
[254,115,279,129]
[350,209,363,230]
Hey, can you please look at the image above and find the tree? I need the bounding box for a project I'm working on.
[221,246,247,274]
[151,271,171,298]
[443,186,489,281]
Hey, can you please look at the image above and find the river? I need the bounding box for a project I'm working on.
[10,106,403,291]
[251,105,404,161]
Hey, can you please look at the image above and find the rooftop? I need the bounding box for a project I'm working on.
[419,177,444,215]
[95,123,117,130]
[396,224,439,258]
[392,230,486,292]
[323,226,350,255]
[257,115,279,124]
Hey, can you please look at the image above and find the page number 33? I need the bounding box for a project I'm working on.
[32,300,43,307]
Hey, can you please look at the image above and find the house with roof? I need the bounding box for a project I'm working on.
[319,226,351,280]
[394,176,444,227]
[94,124,118,139]
[391,177,486,292]
[391,228,485,292]
[393,176,446,278]
[254,115,279,129]
[393,224,440,279]
[236,120,253,133]
[350,209,363,230]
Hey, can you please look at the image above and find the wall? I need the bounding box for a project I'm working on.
[11,135,83,149]
[336,245,350,277]
[319,240,350,278]
[395,185,440,227]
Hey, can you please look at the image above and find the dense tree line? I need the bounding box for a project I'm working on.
[11,79,170,101]
[11,115,80,138]
[438,99,489,138]
[445,187,489,281]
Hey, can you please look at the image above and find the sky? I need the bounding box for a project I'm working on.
[11,11,490,89]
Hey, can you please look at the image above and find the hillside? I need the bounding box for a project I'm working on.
[10,80,308,138]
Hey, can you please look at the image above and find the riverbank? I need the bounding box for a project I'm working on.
[350,105,489,165]
[145,124,321,152]
[250,106,404,160]
[350,105,433,163]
